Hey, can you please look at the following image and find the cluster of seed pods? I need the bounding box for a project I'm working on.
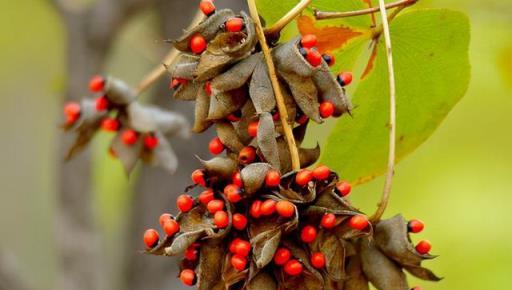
[141,2,441,290]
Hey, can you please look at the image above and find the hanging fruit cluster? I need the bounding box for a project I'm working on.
[62,76,190,174]
[143,2,440,290]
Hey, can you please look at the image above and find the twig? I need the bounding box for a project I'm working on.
[370,0,397,223]
[247,0,301,171]
[314,0,417,20]
[134,11,205,95]
[264,0,312,37]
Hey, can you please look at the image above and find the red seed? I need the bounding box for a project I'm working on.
[177,194,194,213]
[224,184,242,203]
[335,181,352,197]
[271,108,280,121]
[189,34,207,54]
[320,213,337,229]
[232,213,248,230]
[260,199,277,216]
[231,254,248,271]
[64,102,81,124]
[198,188,215,205]
[306,49,323,67]
[348,214,369,231]
[273,247,291,266]
[319,101,335,118]
[143,229,159,249]
[227,110,242,122]
[143,134,159,150]
[159,213,172,228]
[232,171,243,187]
[204,81,212,96]
[313,165,331,181]
[101,118,119,132]
[310,252,326,269]
[170,78,187,89]
[322,52,336,66]
[265,169,281,187]
[163,219,180,237]
[411,287,423,290]
[184,244,199,261]
[179,269,196,286]
[95,96,109,111]
[301,225,318,243]
[89,75,105,92]
[415,240,432,255]
[408,219,425,234]
[225,17,244,32]
[295,169,313,186]
[337,72,353,86]
[284,259,303,276]
[296,113,309,125]
[121,129,138,145]
[207,199,225,214]
[238,146,256,165]
[214,211,229,228]
[249,200,262,218]
[209,137,225,155]
[229,238,242,253]
[233,239,251,257]
[191,169,207,186]
[248,121,259,137]
[275,200,295,218]
[199,0,216,16]
[301,34,317,48]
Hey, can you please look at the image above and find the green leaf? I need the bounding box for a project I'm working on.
[320,9,470,184]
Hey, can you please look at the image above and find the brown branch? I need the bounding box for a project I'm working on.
[370,0,397,223]
[247,0,301,171]
[263,0,312,37]
[314,0,417,20]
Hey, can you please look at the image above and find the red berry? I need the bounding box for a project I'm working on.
[143,229,159,249]
[190,34,207,54]
[214,210,229,228]
[284,259,303,276]
[301,225,318,243]
[95,96,109,111]
[249,200,262,218]
[229,238,242,253]
[177,194,194,213]
[231,254,248,271]
[191,169,207,186]
[271,108,280,121]
[208,137,225,155]
[204,81,212,96]
[321,213,337,229]
[310,252,326,269]
[143,134,159,150]
[295,169,313,186]
[335,181,352,197]
[163,219,180,236]
[227,110,242,122]
[233,239,251,257]
[224,184,242,203]
[322,52,336,66]
[408,219,425,234]
[207,199,225,214]
[313,165,331,181]
[337,72,353,87]
[306,49,322,67]
[122,129,138,145]
[232,213,248,230]
[260,199,277,216]
[225,17,244,32]
[276,200,295,218]
[348,214,369,231]
[198,188,215,205]
[248,121,259,137]
[179,269,196,286]
[301,34,317,48]
[274,247,291,266]
[265,170,281,187]
[184,244,199,261]
[170,78,187,89]
[238,146,256,165]
[232,171,243,187]
[319,101,335,118]
[89,75,105,92]
[64,102,81,124]
[101,118,119,132]
[199,0,216,16]
[159,213,172,227]
[415,240,432,255]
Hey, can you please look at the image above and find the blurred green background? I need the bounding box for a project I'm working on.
[0,0,511,290]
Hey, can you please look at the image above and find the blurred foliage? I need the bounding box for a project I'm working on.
[0,0,511,290]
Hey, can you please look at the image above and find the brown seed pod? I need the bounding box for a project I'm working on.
[280,69,322,123]
[199,156,238,181]
[110,129,144,175]
[249,60,276,114]
[310,230,346,281]
[215,121,245,152]
[233,100,257,144]
[141,131,179,174]
[104,77,137,105]
[240,162,272,195]
[344,255,370,290]
[257,113,280,171]
[197,239,225,290]
[173,80,202,101]
[211,52,261,93]
[207,88,248,121]
[312,62,352,117]
[126,102,190,137]
[278,240,324,290]
[272,37,316,77]
[246,271,277,290]
[170,53,200,80]
[193,86,213,133]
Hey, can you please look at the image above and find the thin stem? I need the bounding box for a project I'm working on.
[314,0,417,20]
[134,11,205,95]
[247,0,301,171]
[370,0,396,223]
[264,0,312,37]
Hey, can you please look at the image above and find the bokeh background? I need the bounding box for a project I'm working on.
[1,0,511,289]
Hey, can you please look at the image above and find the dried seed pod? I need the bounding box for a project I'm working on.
[299,143,321,168]
[197,239,225,290]
[313,62,352,117]
[234,101,257,144]
[310,230,346,281]
[193,86,213,133]
[249,60,276,114]
[211,53,261,92]
[278,241,324,290]
[110,129,144,175]
[246,271,277,290]
[126,102,190,137]
[344,255,370,290]
[141,131,179,174]
[170,53,200,80]
[272,37,316,77]
[280,69,322,123]
[104,77,137,105]
[207,88,248,120]
[240,162,272,195]
[215,121,245,152]
[257,113,280,171]
[199,156,238,181]
[173,80,202,101]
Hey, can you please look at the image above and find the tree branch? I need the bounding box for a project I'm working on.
[263,0,311,38]
[314,0,417,20]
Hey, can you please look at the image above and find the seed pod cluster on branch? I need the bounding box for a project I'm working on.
[62,76,190,174]
[142,3,440,290]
